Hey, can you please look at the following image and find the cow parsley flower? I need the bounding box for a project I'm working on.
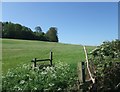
[49,83,54,87]
[20,80,25,84]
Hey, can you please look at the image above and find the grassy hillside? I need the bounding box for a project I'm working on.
[2,39,95,74]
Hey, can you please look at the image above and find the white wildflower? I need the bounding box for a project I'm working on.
[26,74,29,77]
[52,74,56,78]
[18,87,22,91]
[41,71,47,75]
[29,78,32,81]
[34,67,39,70]
[49,83,54,87]
[46,66,50,71]
[50,67,54,71]
[23,64,28,69]
[44,89,49,91]
[57,87,62,91]
[14,85,18,89]
[14,86,22,91]
[15,74,17,77]
[20,80,25,84]
[34,87,37,90]
[43,67,46,69]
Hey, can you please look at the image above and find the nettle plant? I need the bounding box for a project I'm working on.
[2,62,77,92]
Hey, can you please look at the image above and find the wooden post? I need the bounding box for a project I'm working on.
[82,61,85,83]
[50,51,52,65]
[34,58,37,67]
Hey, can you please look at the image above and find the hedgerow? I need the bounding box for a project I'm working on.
[2,62,77,92]
[89,39,120,91]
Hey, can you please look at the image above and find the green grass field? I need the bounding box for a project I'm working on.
[2,39,95,75]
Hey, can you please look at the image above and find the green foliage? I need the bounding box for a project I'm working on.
[90,39,120,59]
[2,62,77,92]
[2,22,35,40]
[46,27,58,42]
[2,22,59,42]
[89,39,120,91]
[35,26,42,33]
[102,62,120,91]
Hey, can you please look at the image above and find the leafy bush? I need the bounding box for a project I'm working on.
[102,62,120,91]
[89,39,120,91]
[2,62,77,92]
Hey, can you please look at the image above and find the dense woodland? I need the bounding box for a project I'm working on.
[1,22,59,42]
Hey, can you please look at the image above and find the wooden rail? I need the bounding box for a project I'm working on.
[31,51,53,67]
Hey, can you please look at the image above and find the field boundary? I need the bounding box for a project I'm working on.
[31,51,53,67]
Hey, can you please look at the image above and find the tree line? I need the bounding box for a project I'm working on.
[1,22,59,42]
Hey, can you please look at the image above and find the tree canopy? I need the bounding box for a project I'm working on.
[46,27,58,42]
[35,26,42,33]
[2,22,59,42]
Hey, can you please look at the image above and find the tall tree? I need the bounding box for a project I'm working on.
[14,23,22,38]
[35,26,42,33]
[46,27,58,42]
[3,22,15,38]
